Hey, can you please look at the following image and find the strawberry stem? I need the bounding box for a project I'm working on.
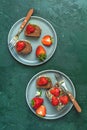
[31,100,34,107]
[51,37,54,43]
[38,54,46,61]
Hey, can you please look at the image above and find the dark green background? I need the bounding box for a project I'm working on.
[0,0,87,130]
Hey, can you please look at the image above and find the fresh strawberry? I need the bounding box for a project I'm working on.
[15,41,26,52]
[51,96,59,106]
[50,87,60,97]
[36,45,46,61]
[31,97,44,109]
[42,35,53,46]
[26,24,35,34]
[37,77,48,86]
[36,105,46,117]
[59,95,69,105]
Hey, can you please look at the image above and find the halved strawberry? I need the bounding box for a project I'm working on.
[36,105,46,117]
[42,35,53,46]
[37,77,48,86]
[15,41,26,52]
[51,96,59,106]
[50,87,60,97]
[36,45,47,61]
[26,24,35,34]
[31,97,44,109]
[59,95,69,105]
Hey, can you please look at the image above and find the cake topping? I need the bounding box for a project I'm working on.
[51,96,59,106]
[26,24,35,34]
[59,95,69,105]
[15,41,26,52]
[50,87,60,97]
[37,77,49,86]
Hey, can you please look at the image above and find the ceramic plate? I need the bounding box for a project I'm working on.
[26,70,76,119]
[8,16,57,66]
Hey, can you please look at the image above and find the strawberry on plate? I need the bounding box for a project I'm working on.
[37,76,49,86]
[36,45,47,61]
[31,97,44,109]
[50,87,60,97]
[42,35,53,46]
[25,24,35,34]
[15,41,26,52]
[36,105,46,117]
[51,96,59,106]
[59,95,69,105]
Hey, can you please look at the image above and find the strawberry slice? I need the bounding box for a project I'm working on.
[15,41,26,52]
[37,77,48,86]
[50,87,60,97]
[36,105,46,117]
[31,97,44,109]
[59,95,69,105]
[26,24,35,34]
[51,96,59,106]
[42,35,53,46]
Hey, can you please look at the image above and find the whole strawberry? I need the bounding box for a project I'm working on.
[31,97,44,109]
[36,45,47,61]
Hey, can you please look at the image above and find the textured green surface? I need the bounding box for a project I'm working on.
[0,0,87,130]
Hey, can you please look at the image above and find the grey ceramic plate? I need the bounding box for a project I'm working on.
[8,16,57,66]
[26,70,76,119]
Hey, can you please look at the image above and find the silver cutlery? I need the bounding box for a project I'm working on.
[55,73,82,112]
